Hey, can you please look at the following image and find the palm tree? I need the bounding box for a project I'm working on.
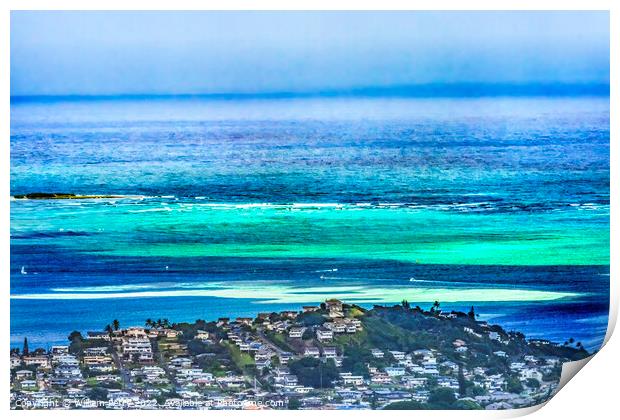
[145,318,153,328]
[431,301,440,313]
[162,318,170,328]
[105,324,113,336]
[112,319,120,331]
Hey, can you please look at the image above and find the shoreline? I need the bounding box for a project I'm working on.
[10,299,590,410]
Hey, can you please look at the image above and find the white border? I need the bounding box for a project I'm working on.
[2,2,616,419]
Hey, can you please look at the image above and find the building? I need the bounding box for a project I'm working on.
[316,328,333,342]
[325,299,344,317]
[10,355,21,368]
[195,330,210,340]
[51,346,69,354]
[22,355,50,369]
[322,347,337,358]
[341,374,364,386]
[122,336,153,363]
[489,332,501,341]
[87,331,111,341]
[371,349,385,358]
[385,366,406,377]
[15,370,33,380]
[236,317,253,326]
[389,350,406,360]
[304,347,320,358]
[520,368,543,382]
[325,299,343,312]
[289,327,306,339]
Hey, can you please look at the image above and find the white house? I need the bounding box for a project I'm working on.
[322,347,337,358]
[316,328,333,342]
[289,327,306,339]
[304,347,320,358]
[488,332,501,341]
[371,349,384,358]
[195,330,210,341]
[385,366,406,377]
[342,375,364,386]
[389,350,406,360]
[520,368,543,382]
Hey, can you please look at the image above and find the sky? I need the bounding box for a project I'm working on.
[10,11,610,96]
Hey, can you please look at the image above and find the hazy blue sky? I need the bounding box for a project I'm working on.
[11,11,609,96]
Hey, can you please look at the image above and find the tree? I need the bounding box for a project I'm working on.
[23,337,29,356]
[342,346,372,378]
[525,378,540,389]
[145,319,153,328]
[187,339,208,356]
[431,301,440,313]
[468,306,476,319]
[105,324,113,336]
[301,329,314,340]
[297,312,327,327]
[457,363,467,397]
[68,331,85,355]
[112,319,120,331]
[401,300,410,310]
[68,331,83,342]
[506,376,524,394]
[289,357,338,388]
[428,387,456,409]
[288,398,301,410]
[87,387,109,401]
[471,385,485,396]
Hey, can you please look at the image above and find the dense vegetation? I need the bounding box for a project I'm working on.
[289,357,339,388]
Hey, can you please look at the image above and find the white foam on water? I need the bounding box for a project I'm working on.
[12,283,578,304]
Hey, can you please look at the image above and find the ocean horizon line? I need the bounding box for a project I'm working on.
[10,82,610,103]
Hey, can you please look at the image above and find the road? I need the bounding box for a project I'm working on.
[256,329,288,357]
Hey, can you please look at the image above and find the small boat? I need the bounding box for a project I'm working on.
[315,268,338,273]
[21,266,27,275]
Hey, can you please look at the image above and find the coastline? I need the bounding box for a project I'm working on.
[10,299,589,410]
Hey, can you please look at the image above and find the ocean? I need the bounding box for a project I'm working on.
[10,95,610,351]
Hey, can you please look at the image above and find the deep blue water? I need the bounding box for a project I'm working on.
[10,95,610,352]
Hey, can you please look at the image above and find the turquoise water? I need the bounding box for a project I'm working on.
[10,95,609,350]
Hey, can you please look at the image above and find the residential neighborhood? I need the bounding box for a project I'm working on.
[10,300,588,410]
